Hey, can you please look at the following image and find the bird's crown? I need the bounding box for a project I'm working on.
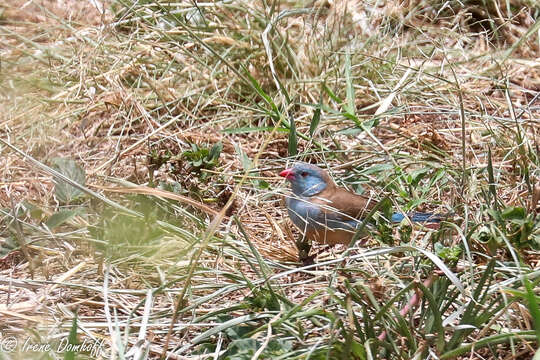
[280,162,332,197]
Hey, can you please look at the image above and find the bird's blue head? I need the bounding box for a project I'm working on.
[279,162,329,197]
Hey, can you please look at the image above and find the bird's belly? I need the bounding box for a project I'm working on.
[286,197,365,245]
[306,228,359,246]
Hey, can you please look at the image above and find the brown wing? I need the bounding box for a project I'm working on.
[310,185,378,221]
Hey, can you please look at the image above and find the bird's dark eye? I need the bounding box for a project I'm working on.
[301,171,308,177]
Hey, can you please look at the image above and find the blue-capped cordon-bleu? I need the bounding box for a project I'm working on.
[279,162,441,245]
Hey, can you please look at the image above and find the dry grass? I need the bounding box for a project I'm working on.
[1,0,539,359]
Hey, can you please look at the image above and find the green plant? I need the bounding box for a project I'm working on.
[182,142,223,178]
[473,206,539,253]
[196,316,295,360]
[51,158,86,204]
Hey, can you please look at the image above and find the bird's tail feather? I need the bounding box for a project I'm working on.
[391,212,443,223]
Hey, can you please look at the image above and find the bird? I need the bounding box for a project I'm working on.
[279,162,442,246]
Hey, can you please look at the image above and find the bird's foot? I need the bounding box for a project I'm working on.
[297,243,338,265]
[301,253,317,266]
[296,239,313,265]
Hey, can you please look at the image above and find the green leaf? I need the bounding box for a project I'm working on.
[245,287,280,311]
[208,142,223,161]
[409,168,430,187]
[407,198,427,210]
[22,201,45,221]
[501,206,526,220]
[309,106,321,137]
[45,208,86,229]
[51,158,86,204]
[64,313,78,360]
[344,51,355,116]
[183,142,222,174]
[350,339,366,358]
[322,83,342,104]
[435,243,462,262]
[337,127,363,136]
[244,71,277,113]
[309,93,323,136]
[266,338,294,356]
[223,318,256,340]
[288,117,297,156]
[361,163,394,175]
[223,338,258,359]
[0,235,18,258]
[379,197,393,221]
[235,143,252,171]
[523,276,540,342]
[427,168,447,189]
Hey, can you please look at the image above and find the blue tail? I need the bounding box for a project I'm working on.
[391,212,442,223]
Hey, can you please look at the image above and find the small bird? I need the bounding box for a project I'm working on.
[279,162,441,246]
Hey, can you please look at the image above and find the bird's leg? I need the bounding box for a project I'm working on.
[295,232,338,265]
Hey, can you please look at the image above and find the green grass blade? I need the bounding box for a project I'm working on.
[288,116,298,156]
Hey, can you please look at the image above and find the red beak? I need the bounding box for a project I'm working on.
[279,168,294,180]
